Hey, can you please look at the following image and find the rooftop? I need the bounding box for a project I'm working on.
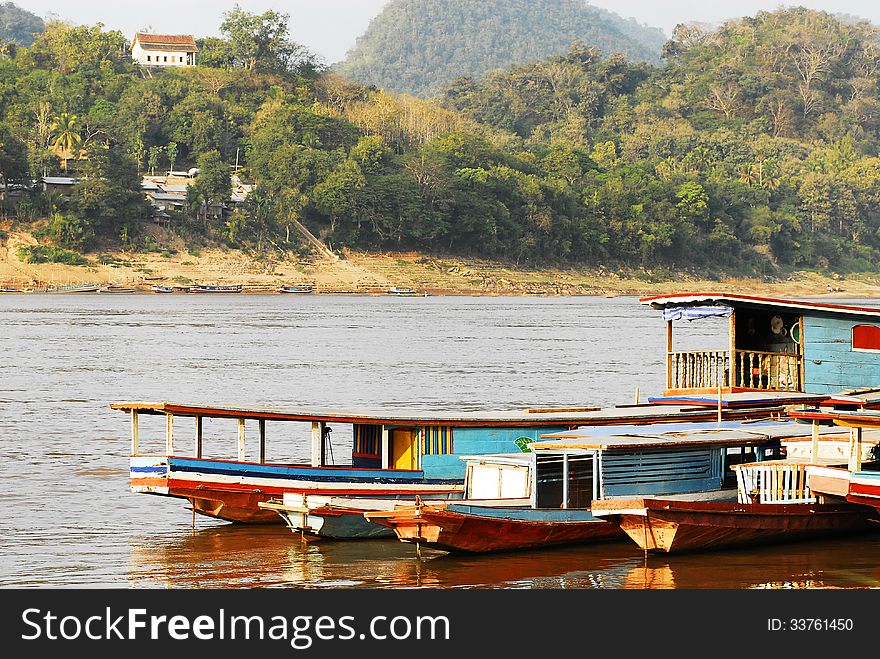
[641,292,880,318]
[132,33,198,53]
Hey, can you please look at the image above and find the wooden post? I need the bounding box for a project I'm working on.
[810,421,819,464]
[728,311,736,389]
[259,419,266,464]
[311,421,325,467]
[165,413,174,456]
[381,426,390,470]
[665,320,673,391]
[562,452,569,509]
[634,387,640,405]
[238,418,246,462]
[849,427,863,472]
[196,416,203,459]
[130,410,139,456]
[717,374,723,423]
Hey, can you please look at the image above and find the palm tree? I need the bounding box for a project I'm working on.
[48,113,82,171]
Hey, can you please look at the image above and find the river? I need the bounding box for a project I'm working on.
[1,294,878,588]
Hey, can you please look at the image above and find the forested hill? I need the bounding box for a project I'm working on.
[0,2,44,46]
[335,0,665,97]
[4,7,880,279]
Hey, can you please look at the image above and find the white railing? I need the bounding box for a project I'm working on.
[732,461,816,504]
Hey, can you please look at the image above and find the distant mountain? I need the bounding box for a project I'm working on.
[0,2,44,46]
[336,0,666,97]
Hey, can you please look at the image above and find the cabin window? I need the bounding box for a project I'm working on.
[852,325,880,352]
[352,424,380,458]
[422,426,453,455]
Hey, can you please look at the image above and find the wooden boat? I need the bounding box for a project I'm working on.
[386,287,419,297]
[151,285,175,293]
[362,420,851,553]
[278,284,315,294]
[644,293,880,396]
[116,400,805,526]
[99,286,138,293]
[45,283,100,293]
[367,503,622,553]
[188,284,242,293]
[590,497,876,554]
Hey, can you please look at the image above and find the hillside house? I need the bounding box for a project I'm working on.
[131,33,198,67]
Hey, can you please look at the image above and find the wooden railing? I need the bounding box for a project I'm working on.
[667,351,729,390]
[667,349,802,392]
[732,461,815,504]
[733,350,801,391]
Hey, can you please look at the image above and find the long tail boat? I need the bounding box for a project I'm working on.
[590,497,876,554]
[362,420,855,553]
[121,401,763,524]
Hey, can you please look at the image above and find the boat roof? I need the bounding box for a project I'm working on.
[110,400,786,427]
[531,420,851,451]
[458,453,532,467]
[648,391,828,408]
[641,293,880,319]
[791,408,880,428]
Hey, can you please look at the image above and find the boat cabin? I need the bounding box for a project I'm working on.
[644,294,880,396]
[518,420,850,509]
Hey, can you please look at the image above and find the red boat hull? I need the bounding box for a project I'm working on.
[593,499,878,554]
[369,507,625,553]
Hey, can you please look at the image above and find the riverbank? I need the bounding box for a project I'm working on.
[2,229,879,297]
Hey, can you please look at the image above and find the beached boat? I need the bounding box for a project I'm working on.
[364,420,849,553]
[151,285,175,293]
[116,399,800,526]
[45,283,100,293]
[98,286,138,293]
[189,284,243,293]
[278,284,315,294]
[386,287,419,297]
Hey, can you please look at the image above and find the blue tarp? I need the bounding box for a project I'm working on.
[662,305,733,321]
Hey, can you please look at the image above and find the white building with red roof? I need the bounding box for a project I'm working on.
[131,33,198,67]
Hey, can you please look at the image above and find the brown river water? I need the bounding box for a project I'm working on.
[1,294,879,589]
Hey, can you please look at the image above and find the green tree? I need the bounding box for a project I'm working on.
[192,150,231,221]
[48,112,81,171]
[219,5,317,75]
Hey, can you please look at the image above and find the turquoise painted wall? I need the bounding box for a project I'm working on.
[421,426,565,480]
[804,316,880,394]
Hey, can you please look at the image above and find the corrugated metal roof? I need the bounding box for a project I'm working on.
[41,177,77,185]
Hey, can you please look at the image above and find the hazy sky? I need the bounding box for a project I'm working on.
[14,1,880,64]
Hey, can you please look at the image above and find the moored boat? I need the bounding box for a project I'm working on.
[386,287,419,297]
[117,400,804,527]
[364,419,845,553]
[189,284,243,293]
[278,284,315,294]
[98,286,138,293]
[590,497,876,554]
[151,285,175,293]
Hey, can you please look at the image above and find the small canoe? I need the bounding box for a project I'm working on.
[590,497,878,554]
[366,503,623,553]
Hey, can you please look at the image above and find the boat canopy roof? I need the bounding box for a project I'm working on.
[641,293,880,320]
[648,391,828,408]
[532,420,851,451]
[111,401,747,427]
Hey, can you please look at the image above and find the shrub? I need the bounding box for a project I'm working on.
[17,245,89,265]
